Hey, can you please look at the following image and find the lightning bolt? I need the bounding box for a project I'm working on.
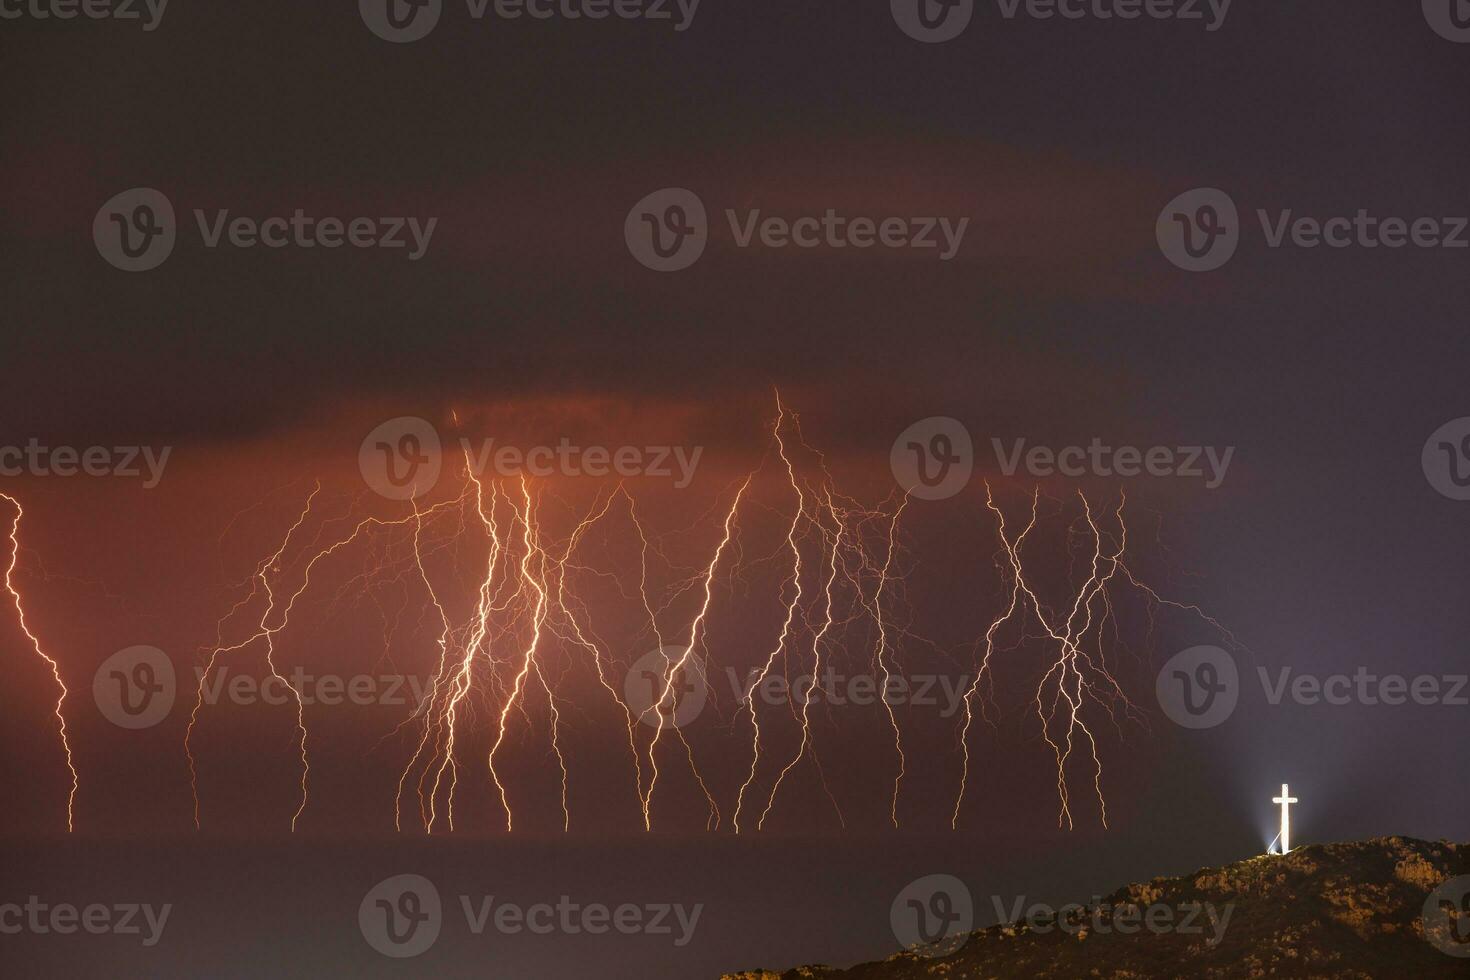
[393,464,656,834]
[176,397,1238,838]
[952,484,1236,830]
[486,476,553,832]
[952,483,1034,829]
[2,493,78,833]
[735,399,914,831]
[191,483,470,831]
[734,400,807,834]
[869,496,910,829]
[755,487,843,831]
[640,474,749,831]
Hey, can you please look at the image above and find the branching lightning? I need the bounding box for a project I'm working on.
[1,399,1236,836]
[952,484,1239,830]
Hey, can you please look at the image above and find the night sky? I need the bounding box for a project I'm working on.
[2,2,1469,977]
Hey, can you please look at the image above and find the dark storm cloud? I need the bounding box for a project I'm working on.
[5,2,1466,448]
[0,127,1166,446]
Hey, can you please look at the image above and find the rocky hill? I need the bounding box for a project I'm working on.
[723,836,1469,979]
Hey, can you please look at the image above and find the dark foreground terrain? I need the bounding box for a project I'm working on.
[724,837,1470,979]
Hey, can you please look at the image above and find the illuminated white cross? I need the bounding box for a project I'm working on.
[1273,783,1298,854]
